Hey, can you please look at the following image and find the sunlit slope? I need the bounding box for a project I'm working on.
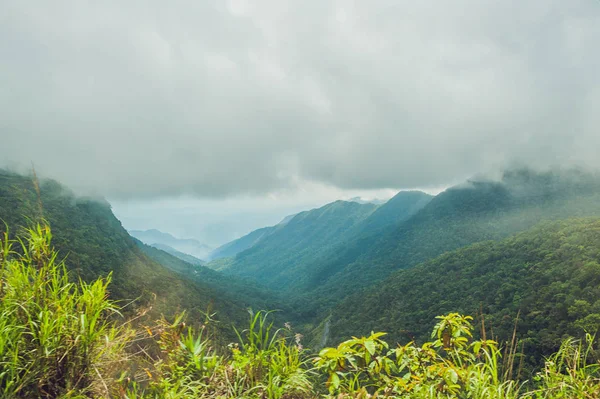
[218,192,432,291]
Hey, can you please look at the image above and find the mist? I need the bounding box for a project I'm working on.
[1,0,599,200]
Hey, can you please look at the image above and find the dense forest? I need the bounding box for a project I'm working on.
[331,218,600,372]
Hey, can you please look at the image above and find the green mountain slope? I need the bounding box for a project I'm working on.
[359,191,433,233]
[330,218,600,368]
[215,200,380,288]
[134,239,289,315]
[294,169,600,316]
[284,191,433,293]
[208,225,276,261]
[0,170,256,331]
[130,228,213,259]
[216,192,432,291]
[150,242,206,265]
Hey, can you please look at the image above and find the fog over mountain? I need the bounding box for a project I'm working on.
[1,1,599,199]
[1,1,599,242]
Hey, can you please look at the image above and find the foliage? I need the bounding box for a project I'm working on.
[331,219,600,373]
[0,224,129,398]
[298,169,600,318]
[0,170,279,338]
[134,239,288,318]
[1,226,599,398]
[211,200,381,288]
[529,334,600,398]
[315,313,523,398]
[125,310,313,399]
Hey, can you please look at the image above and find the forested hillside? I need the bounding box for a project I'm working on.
[292,169,600,316]
[149,242,206,265]
[208,225,276,261]
[130,228,213,260]
[217,192,432,290]
[0,170,265,331]
[134,239,290,317]
[3,224,599,397]
[214,200,379,287]
[330,218,600,371]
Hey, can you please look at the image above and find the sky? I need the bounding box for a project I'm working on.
[1,1,599,245]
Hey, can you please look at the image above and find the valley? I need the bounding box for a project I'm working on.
[2,167,600,397]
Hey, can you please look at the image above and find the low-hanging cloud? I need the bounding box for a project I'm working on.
[1,0,599,198]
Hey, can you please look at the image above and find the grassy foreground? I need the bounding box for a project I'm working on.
[1,225,599,398]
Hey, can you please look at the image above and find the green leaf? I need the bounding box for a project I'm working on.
[365,340,376,355]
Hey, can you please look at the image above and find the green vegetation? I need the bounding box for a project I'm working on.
[207,169,600,325]
[331,218,600,373]
[0,225,128,398]
[215,192,432,292]
[208,225,276,261]
[291,169,600,317]
[148,243,206,266]
[4,168,600,397]
[134,239,293,319]
[0,170,277,336]
[2,228,598,397]
[212,200,380,288]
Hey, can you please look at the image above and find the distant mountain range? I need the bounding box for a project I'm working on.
[130,229,213,260]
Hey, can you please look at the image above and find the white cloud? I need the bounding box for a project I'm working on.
[1,0,599,198]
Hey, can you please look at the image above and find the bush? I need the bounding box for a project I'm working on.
[1,225,598,398]
[0,224,129,398]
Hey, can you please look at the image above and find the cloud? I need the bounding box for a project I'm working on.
[1,0,599,198]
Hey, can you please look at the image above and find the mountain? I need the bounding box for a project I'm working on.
[133,239,289,315]
[348,196,387,205]
[290,168,600,317]
[207,213,299,261]
[329,218,600,370]
[215,190,433,293]
[130,229,213,260]
[207,226,276,261]
[358,190,433,233]
[0,170,261,334]
[150,243,205,265]
[213,200,380,288]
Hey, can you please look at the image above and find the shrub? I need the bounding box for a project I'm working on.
[0,224,129,398]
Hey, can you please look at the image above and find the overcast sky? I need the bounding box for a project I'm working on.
[1,1,599,244]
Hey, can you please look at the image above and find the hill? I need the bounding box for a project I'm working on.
[216,192,433,290]
[134,239,289,315]
[329,218,600,369]
[213,200,380,287]
[207,226,276,261]
[291,168,600,316]
[0,170,261,331]
[150,242,205,265]
[205,212,304,262]
[130,228,212,260]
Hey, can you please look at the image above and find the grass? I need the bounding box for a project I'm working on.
[1,224,599,398]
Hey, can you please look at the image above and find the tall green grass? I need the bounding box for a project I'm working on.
[0,225,128,398]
